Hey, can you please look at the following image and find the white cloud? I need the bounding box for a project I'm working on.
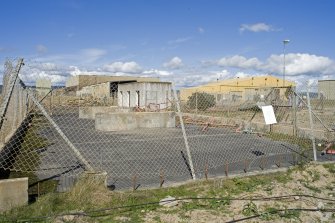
[213,70,231,80]
[80,48,107,63]
[20,62,70,84]
[103,61,142,73]
[142,69,173,76]
[264,53,335,76]
[168,37,192,44]
[198,27,205,34]
[36,44,48,54]
[218,55,262,69]
[215,53,335,77]
[239,23,277,33]
[163,57,184,69]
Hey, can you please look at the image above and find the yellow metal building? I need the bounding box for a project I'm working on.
[180,75,296,102]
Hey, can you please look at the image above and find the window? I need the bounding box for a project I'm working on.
[127,91,131,107]
[136,90,140,107]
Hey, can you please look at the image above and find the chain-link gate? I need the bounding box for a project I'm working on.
[1,58,326,193]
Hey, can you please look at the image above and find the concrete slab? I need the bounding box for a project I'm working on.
[95,112,176,131]
[79,106,130,119]
[0,177,28,212]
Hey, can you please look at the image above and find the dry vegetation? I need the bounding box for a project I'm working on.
[1,162,335,222]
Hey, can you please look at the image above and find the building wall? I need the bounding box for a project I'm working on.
[36,78,51,96]
[118,82,172,109]
[77,82,110,98]
[318,80,335,100]
[180,75,295,102]
[65,76,79,88]
[66,74,160,89]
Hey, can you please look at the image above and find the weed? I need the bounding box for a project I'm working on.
[279,209,301,220]
[208,197,231,209]
[303,183,322,193]
[323,163,335,174]
[260,207,278,221]
[242,201,258,216]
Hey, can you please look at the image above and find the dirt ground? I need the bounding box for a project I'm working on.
[141,163,335,223]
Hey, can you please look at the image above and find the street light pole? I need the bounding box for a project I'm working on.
[283,39,290,86]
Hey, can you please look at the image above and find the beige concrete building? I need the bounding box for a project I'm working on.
[318,80,335,100]
[118,82,171,109]
[180,75,296,103]
[66,74,160,90]
[75,76,172,109]
[36,78,51,96]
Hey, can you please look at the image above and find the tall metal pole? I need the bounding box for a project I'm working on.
[0,58,24,130]
[306,81,317,161]
[172,84,196,180]
[283,40,290,87]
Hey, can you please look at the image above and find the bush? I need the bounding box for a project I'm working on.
[187,92,215,111]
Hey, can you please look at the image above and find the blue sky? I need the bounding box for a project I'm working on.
[1,0,335,88]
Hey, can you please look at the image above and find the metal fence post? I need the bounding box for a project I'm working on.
[306,82,317,161]
[172,84,196,180]
[195,91,198,115]
[292,88,297,136]
[0,58,24,130]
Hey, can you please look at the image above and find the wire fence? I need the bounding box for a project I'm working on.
[0,58,334,193]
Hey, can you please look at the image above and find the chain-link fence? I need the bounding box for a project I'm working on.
[0,58,334,194]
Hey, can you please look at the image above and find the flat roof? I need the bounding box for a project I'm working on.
[318,80,335,82]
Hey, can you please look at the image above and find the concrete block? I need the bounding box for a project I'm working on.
[0,177,28,212]
[95,112,176,131]
[79,106,130,119]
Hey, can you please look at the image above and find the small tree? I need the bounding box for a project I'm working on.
[187,92,216,111]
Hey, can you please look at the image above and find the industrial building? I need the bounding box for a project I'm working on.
[318,80,335,100]
[65,74,160,90]
[73,75,172,109]
[118,81,171,109]
[180,75,296,103]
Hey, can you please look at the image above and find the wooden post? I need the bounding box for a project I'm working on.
[37,182,40,198]
[160,169,164,188]
[276,154,282,167]
[244,159,248,173]
[132,174,137,191]
[205,161,208,180]
[225,162,229,177]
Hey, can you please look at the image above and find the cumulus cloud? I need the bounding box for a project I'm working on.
[103,61,142,73]
[20,62,71,84]
[36,44,48,54]
[163,57,184,69]
[142,69,173,76]
[264,53,335,76]
[218,55,262,69]
[216,53,335,77]
[239,23,277,33]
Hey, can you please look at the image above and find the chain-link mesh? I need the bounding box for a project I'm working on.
[1,58,332,192]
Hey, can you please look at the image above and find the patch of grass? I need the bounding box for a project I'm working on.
[306,170,321,182]
[274,172,292,184]
[3,165,322,222]
[279,209,301,220]
[303,182,322,193]
[323,163,335,173]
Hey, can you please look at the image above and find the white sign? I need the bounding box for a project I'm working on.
[261,105,277,125]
